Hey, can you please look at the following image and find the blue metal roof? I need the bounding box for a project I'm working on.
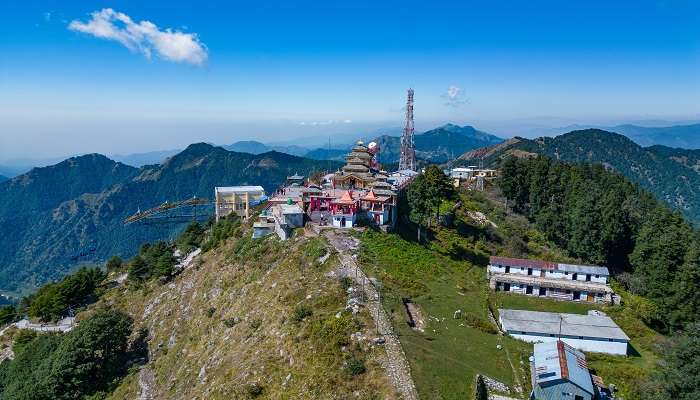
[533,341,594,395]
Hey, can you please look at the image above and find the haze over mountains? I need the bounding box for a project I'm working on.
[0,144,339,294]
[2,121,700,295]
[523,123,700,149]
[458,129,700,224]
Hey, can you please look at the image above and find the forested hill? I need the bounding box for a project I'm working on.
[0,144,339,294]
[498,155,700,331]
[458,129,700,224]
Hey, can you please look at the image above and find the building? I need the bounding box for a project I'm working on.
[332,141,377,190]
[530,340,596,400]
[253,200,305,240]
[330,190,359,228]
[488,256,617,304]
[449,167,498,188]
[499,309,629,355]
[214,186,266,221]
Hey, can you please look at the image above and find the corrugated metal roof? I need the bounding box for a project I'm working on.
[280,204,303,214]
[489,256,609,276]
[215,186,265,194]
[557,263,609,276]
[533,341,594,395]
[499,309,629,341]
[490,256,557,270]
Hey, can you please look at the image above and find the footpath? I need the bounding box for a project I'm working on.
[325,231,419,400]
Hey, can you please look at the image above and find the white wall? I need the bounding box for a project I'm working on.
[507,332,628,355]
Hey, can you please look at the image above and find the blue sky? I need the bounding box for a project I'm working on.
[0,0,698,161]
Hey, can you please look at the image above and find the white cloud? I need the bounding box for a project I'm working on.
[443,85,469,107]
[68,8,207,66]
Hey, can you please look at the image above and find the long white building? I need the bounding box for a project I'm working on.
[488,256,617,304]
[499,309,629,355]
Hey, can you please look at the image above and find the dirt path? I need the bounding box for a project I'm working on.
[325,231,419,400]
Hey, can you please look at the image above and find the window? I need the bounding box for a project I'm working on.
[595,275,599,278]
[565,272,569,275]
[608,339,613,342]
[578,336,583,339]
[550,334,555,337]
[521,331,527,335]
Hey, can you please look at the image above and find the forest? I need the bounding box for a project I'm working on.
[498,156,700,332]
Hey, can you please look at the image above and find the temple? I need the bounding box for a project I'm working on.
[255,140,410,239]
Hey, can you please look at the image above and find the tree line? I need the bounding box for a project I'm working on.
[498,155,700,332]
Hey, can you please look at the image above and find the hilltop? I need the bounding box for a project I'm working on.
[2,156,698,399]
[0,144,340,294]
[520,122,700,149]
[457,129,700,224]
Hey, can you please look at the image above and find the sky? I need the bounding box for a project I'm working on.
[0,0,699,162]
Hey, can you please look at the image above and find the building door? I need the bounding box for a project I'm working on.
[503,283,510,292]
[539,287,547,296]
[586,274,591,282]
[527,268,533,276]
[526,286,533,294]
[540,269,546,277]
[341,217,346,227]
[572,273,578,280]
[573,291,581,300]
[505,266,510,273]
[587,293,594,302]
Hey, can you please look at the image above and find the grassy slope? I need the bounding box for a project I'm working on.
[103,229,396,399]
[357,189,663,400]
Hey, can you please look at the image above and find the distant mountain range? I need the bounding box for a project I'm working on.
[0,175,7,183]
[110,149,182,167]
[224,141,310,157]
[458,129,700,224]
[0,144,339,294]
[303,123,504,164]
[525,123,700,149]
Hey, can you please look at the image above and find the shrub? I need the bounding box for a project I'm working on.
[12,330,38,354]
[291,305,313,323]
[344,358,366,376]
[318,314,354,346]
[245,382,263,397]
[206,307,216,318]
[27,267,105,322]
[463,313,498,334]
[105,256,123,272]
[249,318,262,330]
[0,305,17,325]
[223,317,239,328]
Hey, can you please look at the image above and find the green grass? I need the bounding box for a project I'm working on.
[490,292,598,316]
[356,188,666,400]
[359,230,531,399]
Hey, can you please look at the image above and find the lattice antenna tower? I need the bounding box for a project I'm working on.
[399,88,416,171]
